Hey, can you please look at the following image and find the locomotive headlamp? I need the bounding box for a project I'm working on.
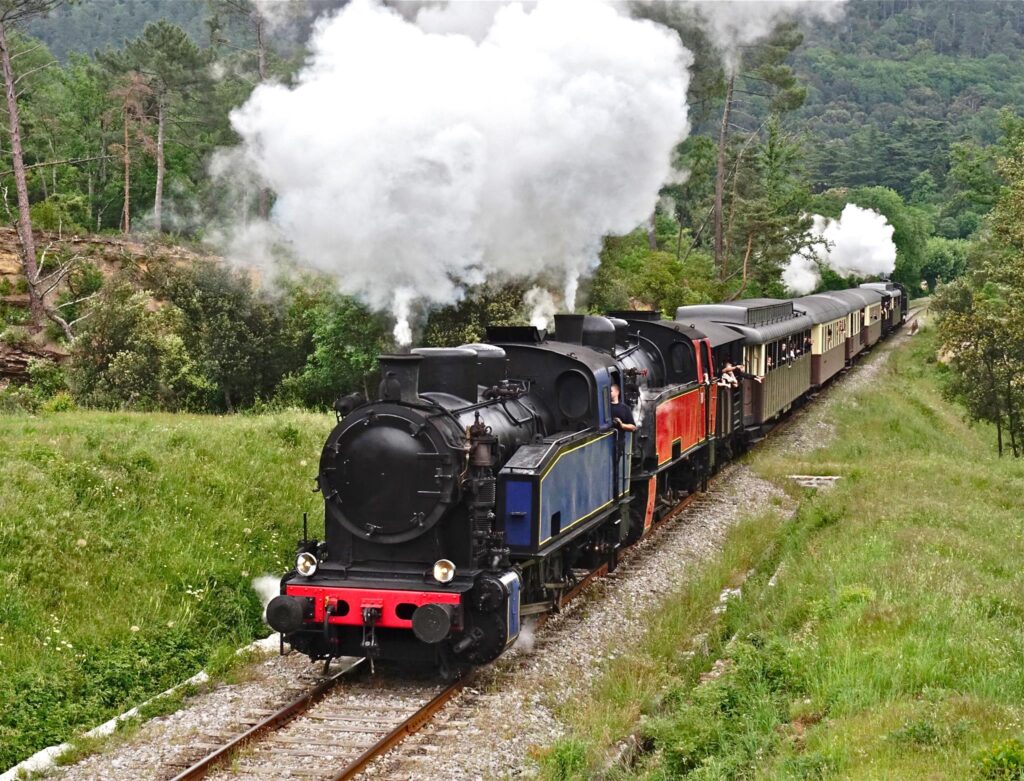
[432,559,456,584]
[296,552,318,577]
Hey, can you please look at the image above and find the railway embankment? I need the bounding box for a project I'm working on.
[0,410,328,773]
[538,316,1024,780]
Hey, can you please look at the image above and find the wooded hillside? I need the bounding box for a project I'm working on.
[0,0,1019,416]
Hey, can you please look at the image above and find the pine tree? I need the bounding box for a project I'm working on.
[99,21,208,233]
[0,0,63,330]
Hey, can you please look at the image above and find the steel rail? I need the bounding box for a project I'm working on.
[168,657,365,781]
[328,673,474,781]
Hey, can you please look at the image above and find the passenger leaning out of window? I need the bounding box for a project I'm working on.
[609,384,637,432]
[717,361,764,387]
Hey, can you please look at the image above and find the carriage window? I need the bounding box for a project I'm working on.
[669,342,695,381]
[556,370,590,420]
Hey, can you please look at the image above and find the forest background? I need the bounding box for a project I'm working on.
[0,0,1019,447]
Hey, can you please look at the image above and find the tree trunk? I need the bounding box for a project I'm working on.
[1009,376,1020,458]
[987,354,1002,457]
[154,99,165,233]
[121,106,131,233]
[255,15,267,81]
[87,171,94,231]
[0,19,44,325]
[714,75,735,279]
[255,16,270,220]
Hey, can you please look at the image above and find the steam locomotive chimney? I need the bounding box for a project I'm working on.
[378,354,421,403]
[553,314,584,344]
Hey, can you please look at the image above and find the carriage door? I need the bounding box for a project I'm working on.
[700,339,715,442]
[608,368,629,499]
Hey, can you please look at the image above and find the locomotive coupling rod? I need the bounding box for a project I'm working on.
[169,656,366,781]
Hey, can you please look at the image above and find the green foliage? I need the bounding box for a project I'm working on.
[976,739,1024,780]
[795,2,1024,199]
[29,193,89,234]
[46,259,105,343]
[922,237,971,292]
[67,277,212,410]
[539,738,590,781]
[590,228,720,316]
[27,357,67,397]
[27,0,209,61]
[935,120,1024,456]
[726,117,814,295]
[422,284,526,346]
[0,409,329,768]
[41,390,76,412]
[277,292,388,407]
[142,261,306,411]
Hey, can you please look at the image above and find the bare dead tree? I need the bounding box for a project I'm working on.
[0,0,64,330]
[107,71,153,234]
[713,75,735,278]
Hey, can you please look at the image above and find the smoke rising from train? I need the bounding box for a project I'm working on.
[672,0,847,73]
[783,204,898,295]
[221,0,690,344]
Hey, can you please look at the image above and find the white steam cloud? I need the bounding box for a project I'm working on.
[251,0,300,31]
[783,204,898,295]
[413,1,513,40]
[219,0,690,345]
[252,575,280,621]
[674,0,847,73]
[524,286,559,331]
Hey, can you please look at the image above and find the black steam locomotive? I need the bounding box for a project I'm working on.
[265,284,907,674]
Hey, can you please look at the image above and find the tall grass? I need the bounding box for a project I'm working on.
[541,326,1024,780]
[0,409,331,769]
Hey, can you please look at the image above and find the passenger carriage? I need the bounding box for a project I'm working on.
[860,282,903,334]
[814,290,866,364]
[675,300,813,431]
[794,295,855,387]
[841,288,884,348]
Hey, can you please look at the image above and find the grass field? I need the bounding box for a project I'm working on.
[0,409,333,769]
[540,324,1024,780]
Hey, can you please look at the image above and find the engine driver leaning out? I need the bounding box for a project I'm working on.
[609,383,637,432]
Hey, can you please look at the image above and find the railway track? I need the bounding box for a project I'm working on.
[166,490,703,781]
[166,313,927,781]
[168,660,469,781]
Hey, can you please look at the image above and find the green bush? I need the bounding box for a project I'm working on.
[0,325,30,347]
[976,739,1024,780]
[41,391,76,412]
[29,193,89,235]
[27,358,68,398]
